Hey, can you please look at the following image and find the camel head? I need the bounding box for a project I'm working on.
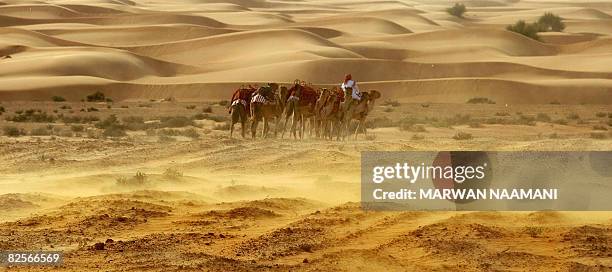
[368,90,381,101]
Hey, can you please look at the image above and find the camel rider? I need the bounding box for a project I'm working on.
[341,74,361,109]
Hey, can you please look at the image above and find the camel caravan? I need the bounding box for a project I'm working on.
[228,75,381,140]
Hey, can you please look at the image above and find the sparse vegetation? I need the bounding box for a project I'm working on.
[5,109,56,123]
[452,131,473,140]
[537,12,565,32]
[31,127,51,136]
[3,126,25,137]
[51,96,66,102]
[467,97,495,104]
[446,3,467,18]
[70,125,84,132]
[163,168,183,180]
[495,112,510,116]
[536,113,552,122]
[218,100,229,107]
[116,171,148,186]
[86,91,107,102]
[213,122,230,131]
[593,125,608,131]
[159,116,194,128]
[590,132,607,139]
[383,100,400,107]
[595,112,606,118]
[202,106,213,113]
[186,105,196,110]
[507,20,540,40]
[524,226,544,238]
[411,134,425,140]
[566,112,580,120]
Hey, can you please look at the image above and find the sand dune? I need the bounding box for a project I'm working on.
[0,0,611,103]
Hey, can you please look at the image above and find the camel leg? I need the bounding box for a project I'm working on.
[263,118,269,138]
[251,116,259,139]
[274,116,279,138]
[281,103,293,139]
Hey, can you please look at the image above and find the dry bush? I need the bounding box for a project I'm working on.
[382,100,400,107]
[86,91,106,102]
[71,125,84,132]
[31,127,51,136]
[447,3,467,18]
[6,109,56,123]
[383,107,394,113]
[202,106,213,113]
[158,134,176,142]
[163,168,183,180]
[186,105,196,110]
[495,112,510,116]
[159,116,194,128]
[553,119,568,125]
[213,122,230,131]
[536,113,552,122]
[590,132,607,139]
[593,125,608,131]
[524,226,544,238]
[549,133,559,139]
[3,126,25,137]
[595,112,606,118]
[453,131,473,140]
[116,171,148,186]
[566,112,580,120]
[467,97,495,104]
[365,134,377,141]
[411,134,425,140]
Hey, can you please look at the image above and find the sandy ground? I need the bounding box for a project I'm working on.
[0,0,612,271]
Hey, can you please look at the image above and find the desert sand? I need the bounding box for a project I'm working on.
[0,0,611,271]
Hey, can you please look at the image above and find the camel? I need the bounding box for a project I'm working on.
[314,88,331,138]
[338,90,381,140]
[281,81,318,139]
[228,86,256,138]
[250,85,287,139]
[318,87,344,140]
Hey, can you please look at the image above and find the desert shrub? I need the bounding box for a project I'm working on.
[182,128,200,139]
[411,134,425,140]
[383,107,394,113]
[553,119,568,125]
[495,112,510,116]
[467,97,495,104]
[218,100,229,107]
[365,134,377,141]
[158,134,176,142]
[59,105,71,110]
[159,116,194,128]
[193,113,228,123]
[590,132,607,139]
[524,226,544,238]
[213,122,230,131]
[31,127,51,136]
[405,124,428,132]
[537,12,565,32]
[103,125,127,137]
[383,100,400,107]
[0,106,5,113]
[86,91,106,102]
[95,115,121,129]
[549,133,559,139]
[6,109,56,123]
[517,115,536,126]
[536,113,552,122]
[138,103,152,108]
[550,100,561,105]
[452,131,473,140]
[86,107,99,112]
[367,116,395,128]
[61,115,99,124]
[116,171,148,186]
[3,126,24,137]
[70,125,84,132]
[59,130,73,137]
[202,106,213,113]
[163,168,183,180]
[51,96,66,102]
[566,112,580,120]
[122,116,147,131]
[186,105,196,110]
[447,3,467,18]
[469,121,483,128]
[593,125,608,131]
[507,20,540,40]
[595,112,606,118]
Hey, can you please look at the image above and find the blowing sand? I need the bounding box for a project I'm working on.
[0,0,611,271]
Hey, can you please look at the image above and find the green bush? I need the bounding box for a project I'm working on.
[447,3,467,18]
[507,20,540,40]
[467,97,495,104]
[86,91,106,102]
[537,12,565,32]
[51,96,66,102]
